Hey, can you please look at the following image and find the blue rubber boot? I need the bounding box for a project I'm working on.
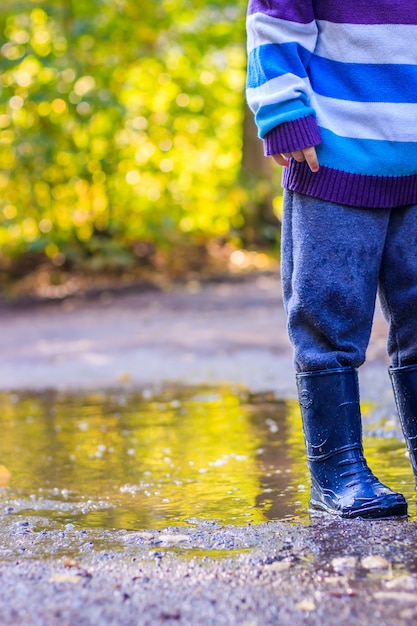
[297,368,407,519]
[389,364,417,486]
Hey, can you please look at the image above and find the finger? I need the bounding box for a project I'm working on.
[291,150,306,163]
[303,146,319,172]
[272,154,290,167]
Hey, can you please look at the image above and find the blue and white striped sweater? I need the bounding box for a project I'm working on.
[246,0,417,207]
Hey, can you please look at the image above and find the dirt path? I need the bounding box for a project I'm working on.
[0,273,393,401]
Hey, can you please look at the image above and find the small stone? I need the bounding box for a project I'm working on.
[324,576,348,585]
[385,576,416,591]
[373,591,417,603]
[361,555,391,570]
[266,561,292,572]
[331,556,357,572]
[296,599,316,612]
[132,532,154,541]
[49,573,81,584]
[159,533,189,544]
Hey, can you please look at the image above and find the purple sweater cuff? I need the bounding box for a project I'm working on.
[264,116,322,156]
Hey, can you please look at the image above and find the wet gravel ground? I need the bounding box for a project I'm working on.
[1,518,417,625]
[0,274,415,625]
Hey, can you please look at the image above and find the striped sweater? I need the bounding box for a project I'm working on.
[246,1,417,208]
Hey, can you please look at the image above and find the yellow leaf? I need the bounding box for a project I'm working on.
[118,373,132,383]
[49,574,81,584]
[0,465,11,486]
[296,599,316,612]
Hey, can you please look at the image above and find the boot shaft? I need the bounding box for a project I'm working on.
[296,367,407,518]
[296,368,363,461]
[389,364,417,435]
[389,364,417,478]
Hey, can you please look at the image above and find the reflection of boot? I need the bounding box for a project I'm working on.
[389,364,417,486]
[297,368,407,519]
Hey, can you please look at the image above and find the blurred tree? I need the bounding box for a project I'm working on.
[241,106,279,246]
[0,0,279,284]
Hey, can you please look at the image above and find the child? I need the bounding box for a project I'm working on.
[246,0,417,518]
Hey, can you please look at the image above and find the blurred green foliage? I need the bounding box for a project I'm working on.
[0,0,276,278]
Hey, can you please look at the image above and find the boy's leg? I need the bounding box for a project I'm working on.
[282,191,406,518]
[281,190,390,372]
[378,203,417,367]
[379,203,417,486]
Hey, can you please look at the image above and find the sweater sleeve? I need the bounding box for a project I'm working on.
[246,0,321,155]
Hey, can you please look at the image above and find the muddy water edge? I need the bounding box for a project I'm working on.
[0,386,417,625]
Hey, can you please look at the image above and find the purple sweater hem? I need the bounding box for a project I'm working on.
[264,116,322,156]
[283,161,417,209]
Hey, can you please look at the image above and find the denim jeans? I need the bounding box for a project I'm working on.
[281,190,417,372]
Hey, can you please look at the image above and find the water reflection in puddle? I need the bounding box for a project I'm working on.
[0,386,415,530]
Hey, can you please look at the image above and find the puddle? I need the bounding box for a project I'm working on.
[0,386,414,531]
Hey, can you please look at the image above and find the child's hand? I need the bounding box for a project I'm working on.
[272,147,319,173]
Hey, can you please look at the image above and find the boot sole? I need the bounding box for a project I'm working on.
[309,498,408,520]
